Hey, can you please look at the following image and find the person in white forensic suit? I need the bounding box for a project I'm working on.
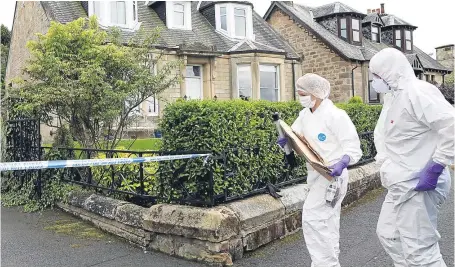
[277,73,362,267]
[370,47,454,267]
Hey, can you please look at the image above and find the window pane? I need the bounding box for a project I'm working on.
[340,18,346,29]
[186,66,201,77]
[94,1,101,17]
[174,3,184,12]
[341,29,347,38]
[395,29,401,39]
[405,30,411,40]
[111,2,117,23]
[260,65,278,101]
[235,16,246,37]
[353,31,360,42]
[234,8,246,16]
[117,1,126,24]
[174,11,184,26]
[406,40,412,50]
[369,81,378,101]
[372,33,378,42]
[220,6,226,15]
[396,39,401,47]
[237,65,252,98]
[372,26,378,33]
[352,19,359,30]
[221,15,227,30]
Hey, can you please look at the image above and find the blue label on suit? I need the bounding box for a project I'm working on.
[318,133,326,141]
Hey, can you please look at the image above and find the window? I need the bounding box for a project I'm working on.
[237,65,252,99]
[431,75,435,82]
[173,3,185,27]
[215,4,253,39]
[145,95,159,116]
[220,7,227,31]
[405,30,412,51]
[165,1,192,30]
[352,19,360,42]
[185,65,203,100]
[234,8,246,37]
[395,29,402,48]
[371,25,379,43]
[89,1,138,29]
[368,80,379,103]
[260,65,279,101]
[340,18,347,39]
[110,1,126,25]
[425,74,430,81]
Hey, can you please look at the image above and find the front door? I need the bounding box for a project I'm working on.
[185,65,202,100]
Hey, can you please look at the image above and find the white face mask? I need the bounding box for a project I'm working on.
[372,76,391,93]
[299,95,316,108]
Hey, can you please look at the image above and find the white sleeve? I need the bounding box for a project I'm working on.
[332,110,363,165]
[411,85,455,166]
[374,93,392,164]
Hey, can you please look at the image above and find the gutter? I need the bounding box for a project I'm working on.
[292,60,296,101]
[351,65,358,97]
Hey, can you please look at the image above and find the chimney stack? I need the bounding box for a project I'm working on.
[380,3,385,14]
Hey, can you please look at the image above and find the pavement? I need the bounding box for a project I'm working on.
[1,186,453,267]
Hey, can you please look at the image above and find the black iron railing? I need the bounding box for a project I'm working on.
[3,129,375,207]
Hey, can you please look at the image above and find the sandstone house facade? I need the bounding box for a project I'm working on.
[5,1,300,140]
[264,1,452,104]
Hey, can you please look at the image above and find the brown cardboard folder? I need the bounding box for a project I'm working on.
[279,120,333,181]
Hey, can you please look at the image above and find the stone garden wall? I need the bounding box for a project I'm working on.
[57,161,381,266]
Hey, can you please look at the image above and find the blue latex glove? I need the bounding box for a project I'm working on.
[329,155,350,177]
[415,161,445,191]
[277,137,287,148]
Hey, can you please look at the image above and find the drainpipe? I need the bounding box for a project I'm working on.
[351,65,358,97]
[292,60,296,101]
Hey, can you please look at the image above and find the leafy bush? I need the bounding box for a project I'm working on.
[438,83,454,105]
[158,99,382,202]
[348,96,363,104]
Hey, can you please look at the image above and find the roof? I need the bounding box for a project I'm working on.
[263,1,450,73]
[380,14,417,29]
[41,1,87,23]
[413,46,452,72]
[265,1,365,61]
[435,44,454,49]
[362,13,384,25]
[310,2,364,18]
[40,1,298,59]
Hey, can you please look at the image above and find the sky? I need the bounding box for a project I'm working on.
[1,0,454,56]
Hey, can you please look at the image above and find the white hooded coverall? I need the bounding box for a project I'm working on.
[292,74,362,267]
[371,48,454,267]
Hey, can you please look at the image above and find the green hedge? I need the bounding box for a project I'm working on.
[157,99,382,203]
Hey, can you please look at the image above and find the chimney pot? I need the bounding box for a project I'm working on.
[380,3,385,14]
[376,8,380,14]
[367,9,371,13]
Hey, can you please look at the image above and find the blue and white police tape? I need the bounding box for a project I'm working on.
[0,153,211,172]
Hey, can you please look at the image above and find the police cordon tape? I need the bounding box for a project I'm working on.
[0,153,211,172]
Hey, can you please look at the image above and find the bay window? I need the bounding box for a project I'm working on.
[165,1,192,30]
[394,28,413,52]
[338,16,362,45]
[89,1,138,29]
[215,4,253,39]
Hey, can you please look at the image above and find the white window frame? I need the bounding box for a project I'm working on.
[185,65,203,100]
[166,1,192,30]
[215,3,254,40]
[371,25,380,43]
[259,64,280,102]
[144,62,159,117]
[237,64,252,99]
[88,1,139,30]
